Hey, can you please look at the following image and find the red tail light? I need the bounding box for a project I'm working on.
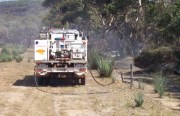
[61,35,65,40]
[36,61,42,65]
[35,68,43,72]
[83,41,86,45]
[79,68,86,72]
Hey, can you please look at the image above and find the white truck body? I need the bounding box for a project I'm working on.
[34,29,88,85]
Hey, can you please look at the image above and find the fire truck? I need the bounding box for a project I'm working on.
[34,28,88,85]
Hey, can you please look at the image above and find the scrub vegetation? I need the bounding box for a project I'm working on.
[0,44,26,62]
[89,50,113,77]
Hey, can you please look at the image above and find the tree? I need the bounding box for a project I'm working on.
[43,0,136,31]
[143,0,180,48]
[43,0,180,56]
[43,0,140,51]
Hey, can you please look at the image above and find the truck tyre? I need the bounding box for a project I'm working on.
[81,78,85,85]
[44,77,50,85]
[37,77,44,86]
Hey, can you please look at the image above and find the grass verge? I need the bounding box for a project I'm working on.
[153,72,167,98]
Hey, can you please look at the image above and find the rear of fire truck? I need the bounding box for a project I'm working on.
[34,29,88,85]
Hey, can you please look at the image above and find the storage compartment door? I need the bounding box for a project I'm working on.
[34,40,48,61]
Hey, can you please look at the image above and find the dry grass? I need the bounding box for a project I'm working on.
[0,49,179,116]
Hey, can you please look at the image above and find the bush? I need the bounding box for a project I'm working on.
[1,47,11,55]
[88,50,113,77]
[97,57,113,77]
[0,53,13,62]
[134,92,144,107]
[0,44,26,62]
[153,72,166,98]
[15,55,24,63]
[134,47,175,70]
[88,50,102,69]
[11,44,26,54]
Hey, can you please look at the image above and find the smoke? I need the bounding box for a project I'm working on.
[0,0,48,47]
[89,22,142,59]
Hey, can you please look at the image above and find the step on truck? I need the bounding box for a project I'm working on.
[34,28,88,85]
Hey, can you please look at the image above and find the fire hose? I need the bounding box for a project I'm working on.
[34,66,118,95]
[87,66,117,86]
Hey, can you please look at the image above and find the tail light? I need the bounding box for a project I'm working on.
[79,68,86,72]
[35,68,43,72]
[83,41,86,45]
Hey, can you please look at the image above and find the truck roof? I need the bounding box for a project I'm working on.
[49,29,79,34]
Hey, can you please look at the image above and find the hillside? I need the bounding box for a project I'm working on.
[0,0,48,47]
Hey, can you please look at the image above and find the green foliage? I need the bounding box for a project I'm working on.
[0,53,13,62]
[134,92,144,107]
[88,50,101,69]
[15,55,23,63]
[43,0,86,28]
[144,0,180,47]
[11,44,26,55]
[0,44,26,62]
[43,0,180,51]
[88,50,113,77]
[43,0,59,7]
[134,47,174,69]
[97,57,113,77]
[43,0,136,31]
[153,72,166,98]
[1,47,11,55]
[0,46,13,62]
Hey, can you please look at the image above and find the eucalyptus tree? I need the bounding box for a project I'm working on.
[43,0,180,54]
[142,0,180,48]
[43,0,141,51]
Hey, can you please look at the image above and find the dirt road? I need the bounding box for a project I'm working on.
[0,50,179,116]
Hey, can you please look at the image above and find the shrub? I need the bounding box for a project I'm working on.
[134,92,144,107]
[88,50,113,77]
[153,72,166,98]
[134,47,175,70]
[0,44,26,62]
[0,53,13,62]
[97,57,113,77]
[11,44,26,54]
[88,50,102,69]
[1,47,11,54]
[15,55,24,63]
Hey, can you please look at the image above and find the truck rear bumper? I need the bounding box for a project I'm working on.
[34,67,87,77]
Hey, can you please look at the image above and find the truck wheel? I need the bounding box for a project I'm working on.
[81,78,85,85]
[37,77,44,86]
[44,77,50,85]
